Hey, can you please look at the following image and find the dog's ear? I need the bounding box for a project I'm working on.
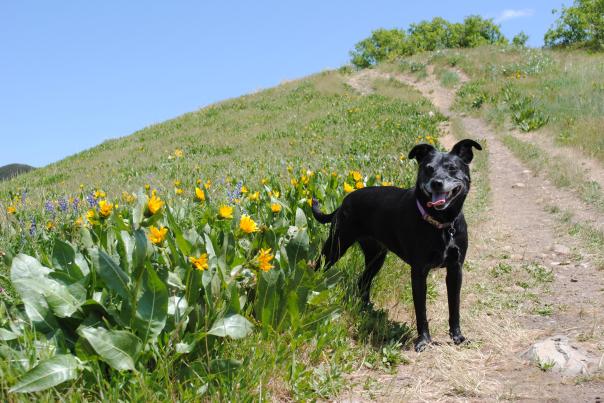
[450,139,482,164]
[408,143,436,163]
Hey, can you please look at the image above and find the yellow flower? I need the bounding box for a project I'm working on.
[219,205,233,219]
[355,181,365,190]
[204,179,212,190]
[147,194,164,215]
[306,198,313,206]
[145,184,151,191]
[75,217,83,227]
[174,149,184,158]
[149,226,168,245]
[195,187,206,201]
[190,254,209,271]
[301,175,309,185]
[256,248,274,272]
[351,171,362,182]
[174,179,182,187]
[98,200,113,218]
[270,203,282,213]
[86,209,97,224]
[122,192,136,203]
[290,178,298,187]
[239,214,259,233]
[249,191,260,201]
[381,181,393,186]
[175,188,184,195]
[241,185,248,194]
[196,178,202,185]
[261,178,268,185]
[344,182,354,193]
[375,174,381,180]
[270,190,280,198]
[7,205,16,215]
[46,221,54,230]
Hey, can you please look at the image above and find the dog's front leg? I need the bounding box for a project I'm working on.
[411,268,431,352]
[446,262,466,345]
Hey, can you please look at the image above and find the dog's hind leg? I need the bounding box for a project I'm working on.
[357,239,387,304]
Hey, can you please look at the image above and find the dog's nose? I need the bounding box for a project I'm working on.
[431,179,444,191]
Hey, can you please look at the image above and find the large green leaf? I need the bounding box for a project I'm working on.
[131,229,148,276]
[52,240,83,280]
[11,255,57,331]
[9,354,80,393]
[78,326,141,371]
[295,207,307,228]
[89,248,131,300]
[29,277,83,318]
[208,314,253,339]
[132,264,168,343]
[285,227,310,270]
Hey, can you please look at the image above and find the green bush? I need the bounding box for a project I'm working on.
[544,0,604,50]
[512,31,529,47]
[350,16,508,68]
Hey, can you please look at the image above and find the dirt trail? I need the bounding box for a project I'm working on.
[340,67,604,401]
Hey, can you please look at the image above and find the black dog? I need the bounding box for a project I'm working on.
[312,139,482,352]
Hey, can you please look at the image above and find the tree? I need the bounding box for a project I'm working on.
[544,0,604,50]
[512,31,529,47]
[350,28,411,68]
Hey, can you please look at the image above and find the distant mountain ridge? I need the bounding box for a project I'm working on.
[0,164,34,181]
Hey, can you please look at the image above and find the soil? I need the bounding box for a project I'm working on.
[339,67,604,402]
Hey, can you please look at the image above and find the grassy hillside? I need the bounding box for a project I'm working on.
[399,46,604,160]
[0,68,446,401]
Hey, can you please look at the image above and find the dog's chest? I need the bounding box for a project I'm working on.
[427,233,460,268]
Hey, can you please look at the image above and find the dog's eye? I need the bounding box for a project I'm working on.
[424,165,434,174]
[447,165,457,172]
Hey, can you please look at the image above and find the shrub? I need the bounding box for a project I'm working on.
[512,31,529,47]
[350,16,508,68]
[544,0,604,50]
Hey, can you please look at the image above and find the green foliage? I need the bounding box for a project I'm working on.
[545,0,604,50]
[350,16,508,67]
[512,31,529,47]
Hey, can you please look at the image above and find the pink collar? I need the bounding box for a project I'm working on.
[416,199,453,230]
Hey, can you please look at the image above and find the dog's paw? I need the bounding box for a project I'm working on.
[414,336,432,352]
[449,329,466,345]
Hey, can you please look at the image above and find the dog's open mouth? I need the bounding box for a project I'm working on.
[427,185,462,210]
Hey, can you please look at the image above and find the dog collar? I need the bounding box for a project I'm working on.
[416,199,453,230]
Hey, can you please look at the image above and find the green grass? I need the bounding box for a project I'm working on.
[430,46,604,160]
[0,70,447,401]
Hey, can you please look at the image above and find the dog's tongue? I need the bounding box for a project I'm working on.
[427,192,447,208]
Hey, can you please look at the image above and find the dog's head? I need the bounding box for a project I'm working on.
[408,139,482,212]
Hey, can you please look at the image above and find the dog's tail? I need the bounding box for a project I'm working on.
[311,198,337,224]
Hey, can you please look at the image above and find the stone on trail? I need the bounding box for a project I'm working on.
[522,335,597,376]
[551,244,571,255]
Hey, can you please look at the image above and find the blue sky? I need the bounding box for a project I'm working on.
[0,1,564,167]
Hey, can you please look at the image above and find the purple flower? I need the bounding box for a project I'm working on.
[21,190,27,207]
[58,197,68,213]
[29,218,37,237]
[45,200,55,215]
[72,197,80,212]
[87,193,98,207]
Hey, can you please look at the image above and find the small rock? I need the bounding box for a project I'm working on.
[513,182,526,188]
[511,254,523,261]
[522,335,596,376]
[522,169,531,175]
[550,261,561,266]
[570,278,578,283]
[551,244,571,255]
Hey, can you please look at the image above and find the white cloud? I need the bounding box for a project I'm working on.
[494,9,535,23]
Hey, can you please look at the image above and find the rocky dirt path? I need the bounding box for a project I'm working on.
[340,68,604,401]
